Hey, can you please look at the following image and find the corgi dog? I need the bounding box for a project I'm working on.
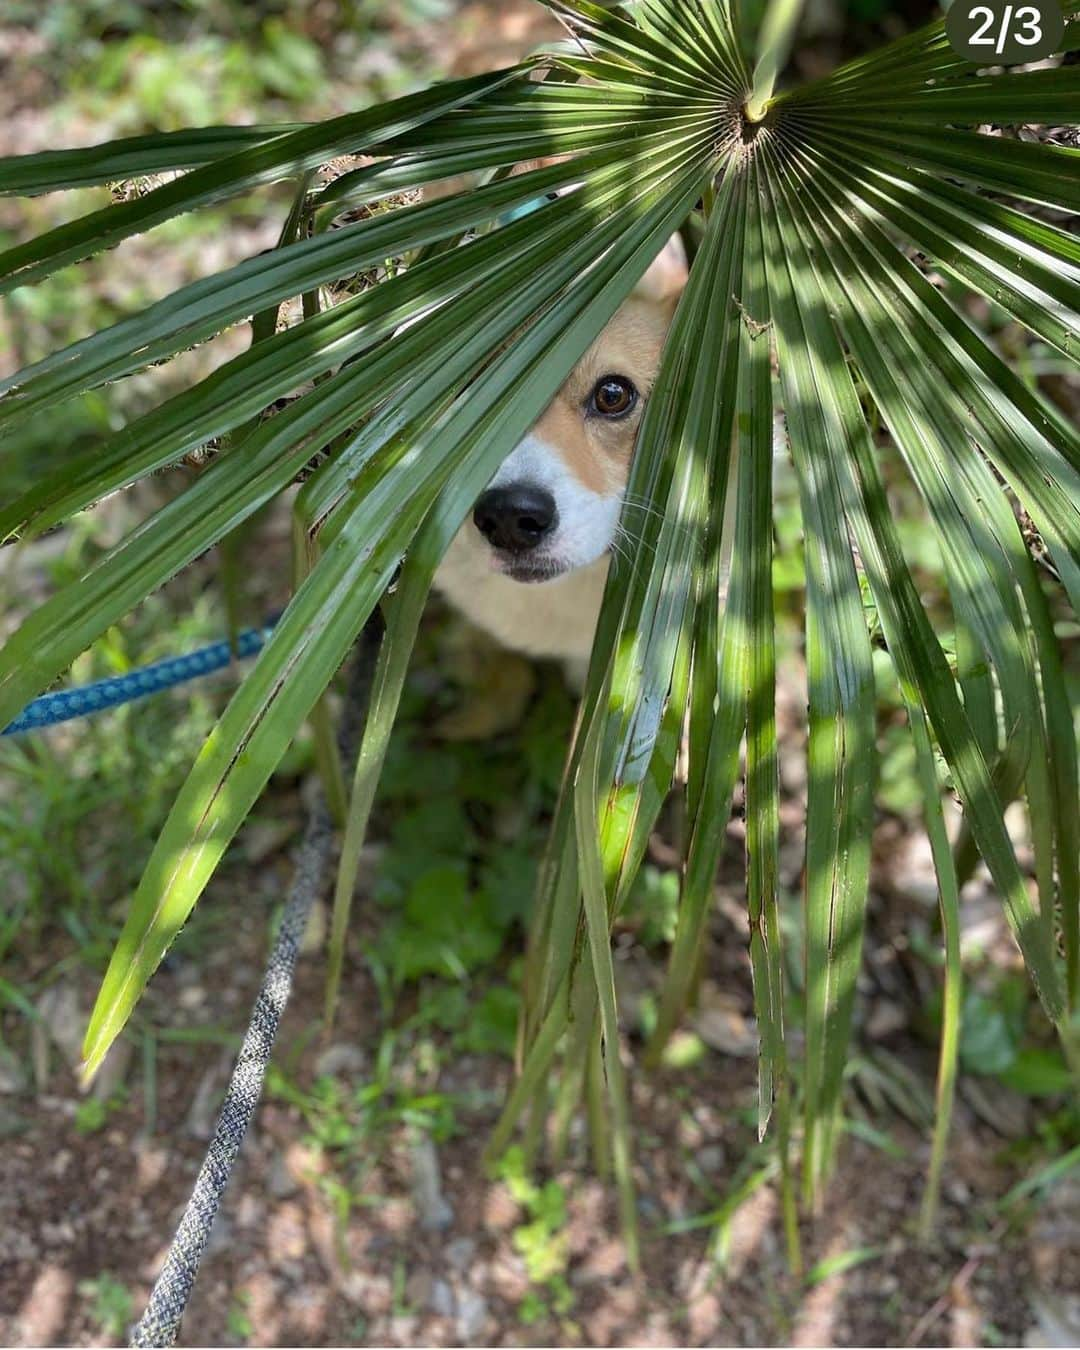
[433,236,689,680]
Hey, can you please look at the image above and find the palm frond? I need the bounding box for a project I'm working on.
[0,124,305,195]
[1,0,1076,1226]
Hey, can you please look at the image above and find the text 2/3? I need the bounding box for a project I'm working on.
[946,0,1064,62]
[970,4,1040,52]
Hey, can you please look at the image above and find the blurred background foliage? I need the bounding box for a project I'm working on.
[0,0,455,495]
[4,0,453,124]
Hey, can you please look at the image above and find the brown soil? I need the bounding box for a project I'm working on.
[1,783,1074,1349]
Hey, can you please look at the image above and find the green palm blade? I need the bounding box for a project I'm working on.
[0,0,1072,1251]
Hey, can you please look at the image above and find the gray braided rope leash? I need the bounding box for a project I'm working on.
[131,616,383,1348]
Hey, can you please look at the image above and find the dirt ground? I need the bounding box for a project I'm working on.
[2,742,1079,1348]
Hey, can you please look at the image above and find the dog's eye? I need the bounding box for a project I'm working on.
[590,375,637,418]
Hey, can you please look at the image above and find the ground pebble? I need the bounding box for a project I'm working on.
[0,1047,26,1094]
[204,1214,231,1256]
[266,1152,300,1199]
[185,1054,230,1139]
[445,1236,477,1272]
[411,1136,454,1231]
[405,1269,432,1310]
[33,983,84,1081]
[430,1278,456,1317]
[455,1287,489,1342]
[312,1043,367,1080]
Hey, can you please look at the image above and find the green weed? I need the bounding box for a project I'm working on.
[225,1291,254,1344]
[78,1273,133,1342]
[497,1146,576,1327]
[74,1089,126,1134]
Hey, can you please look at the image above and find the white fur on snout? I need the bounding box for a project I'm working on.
[431,432,620,665]
[488,434,622,572]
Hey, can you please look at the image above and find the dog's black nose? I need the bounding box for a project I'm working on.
[473,485,557,553]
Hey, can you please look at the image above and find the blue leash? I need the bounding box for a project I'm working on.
[5,203,550,741]
[5,208,543,741]
[2,620,277,737]
[0,196,554,739]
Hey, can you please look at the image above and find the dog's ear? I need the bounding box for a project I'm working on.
[634,233,689,304]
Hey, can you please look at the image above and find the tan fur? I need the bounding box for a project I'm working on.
[433,239,689,678]
[536,296,676,496]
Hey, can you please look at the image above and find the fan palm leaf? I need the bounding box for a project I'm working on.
[1,0,1077,1234]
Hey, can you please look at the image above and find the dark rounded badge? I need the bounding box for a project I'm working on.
[946,0,1065,63]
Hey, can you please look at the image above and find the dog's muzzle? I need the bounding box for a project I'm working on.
[473,483,558,554]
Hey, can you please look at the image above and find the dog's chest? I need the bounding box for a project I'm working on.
[433,527,608,666]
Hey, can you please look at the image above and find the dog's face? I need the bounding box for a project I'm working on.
[469,238,689,584]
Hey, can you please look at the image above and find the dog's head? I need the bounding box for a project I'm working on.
[470,236,689,583]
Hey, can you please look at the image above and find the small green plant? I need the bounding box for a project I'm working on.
[457,984,520,1058]
[368,665,570,985]
[497,1145,576,1326]
[269,1066,458,1156]
[805,1244,885,1287]
[0,580,221,993]
[958,980,1074,1099]
[624,864,681,949]
[225,1291,254,1344]
[78,1273,134,1342]
[412,979,521,1058]
[266,969,465,1219]
[73,1090,123,1134]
